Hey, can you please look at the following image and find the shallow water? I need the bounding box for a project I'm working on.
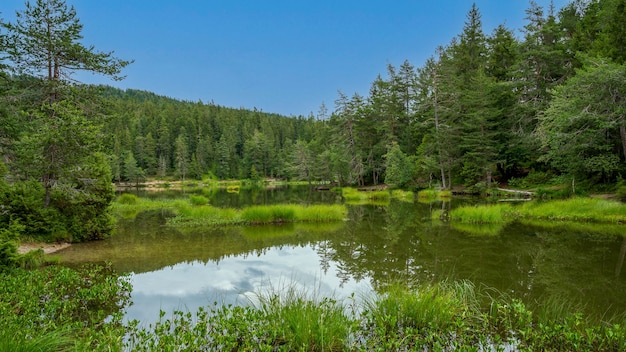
[56,186,626,324]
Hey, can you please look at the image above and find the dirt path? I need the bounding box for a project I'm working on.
[18,242,71,255]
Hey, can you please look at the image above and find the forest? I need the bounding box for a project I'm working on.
[61,1,626,190]
[1,0,626,244]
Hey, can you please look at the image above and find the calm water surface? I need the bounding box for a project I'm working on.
[56,186,626,324]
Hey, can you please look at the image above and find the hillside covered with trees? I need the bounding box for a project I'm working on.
[99,0,626,192]
[1,0,626,244]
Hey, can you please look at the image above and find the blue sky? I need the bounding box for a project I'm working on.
[2,0,570,117]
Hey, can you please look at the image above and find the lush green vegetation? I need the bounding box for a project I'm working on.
[417,188,452,202]
[122,280,626,351]
[2,266,623,351]
[112,194,346,226]
[2,0,626,245]
[450,198,626,224]
[340,187,391,205]
[0,264,131,351]
[2,0,626,350]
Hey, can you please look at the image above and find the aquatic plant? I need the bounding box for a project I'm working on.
[188,194,209,206]
[449,197,626,225]
[116,193,139,205]
[341,187,391,205]
[240,204,296,224]
[391,189,414,202]
[417,189,451,203]
[519,197,626,223]
[123,279,626,351]
[450,203,513,224]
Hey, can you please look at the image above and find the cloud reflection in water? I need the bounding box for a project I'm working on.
[126,244,371,324]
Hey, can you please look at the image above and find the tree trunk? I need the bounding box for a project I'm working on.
[619,124,626,159]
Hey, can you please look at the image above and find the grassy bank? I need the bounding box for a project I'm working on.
[417,188,452,203]
[2,265,624,351]
[112,194,347,227]
[450,197,626,225]
[124,280,626,351]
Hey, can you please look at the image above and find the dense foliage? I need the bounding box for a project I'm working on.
[0,263,131,351]
[2,265,624,351]
[2,0,626,238]
[91,0,626,192]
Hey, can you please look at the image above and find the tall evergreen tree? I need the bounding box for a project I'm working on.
[3,0,131,207]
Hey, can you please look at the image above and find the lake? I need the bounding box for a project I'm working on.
[55,186,626,324]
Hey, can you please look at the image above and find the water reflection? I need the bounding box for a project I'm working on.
[126,245,371,323]
[56,187,626,324]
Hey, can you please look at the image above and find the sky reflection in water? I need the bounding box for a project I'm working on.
[126,244,371,324]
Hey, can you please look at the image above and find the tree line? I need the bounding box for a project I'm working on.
[1,0,626,244]
[101,0,626,192]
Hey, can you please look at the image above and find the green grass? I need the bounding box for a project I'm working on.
[519,197,626,223]
[450,203,513,224]
[253,283,353,351]
[341,187,391,205]
[124,279,626,351]
[449,197,626,226]
[363,282,468,335]
[240,204,297,224]
[0,329,73,352]
[112,196,346,227]
[188,194,209,206]
[391,189,414,202]
[417,189,451,203]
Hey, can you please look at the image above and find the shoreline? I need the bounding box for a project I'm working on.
[18,242,71,255]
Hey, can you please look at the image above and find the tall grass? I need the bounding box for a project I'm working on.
[519,197,626,223]
[363,282,468,335]
[341,187,390,205]
[124,279,626,351]
[450,203,513,224]
[295,204,346,222]
[113,195,346,226]
[253,283,353,351]
[417,189,452,203]
[240,204,296,224]
[449,197,626,225]
[0,329,73,352]
[189,194,209,206]
[391,189,414,202]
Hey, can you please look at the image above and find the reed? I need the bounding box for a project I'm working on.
[0,329,73,352]
[450,203,513,224]
[116,193,139,205]
[253,283,352,351]
[169,204,238,226]
[362,281,469,341]
[519,197,626,223]
[341,187,390,205]
[240,204,296,224]
[294,204,346,222]
[417,189,451,202]
[391,189,414,202]
[124,279,626,351]
[189,194,209,206]
[170,202,346,226]
[111,197,176,219]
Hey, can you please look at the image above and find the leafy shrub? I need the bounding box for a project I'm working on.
[0,264,131,349]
